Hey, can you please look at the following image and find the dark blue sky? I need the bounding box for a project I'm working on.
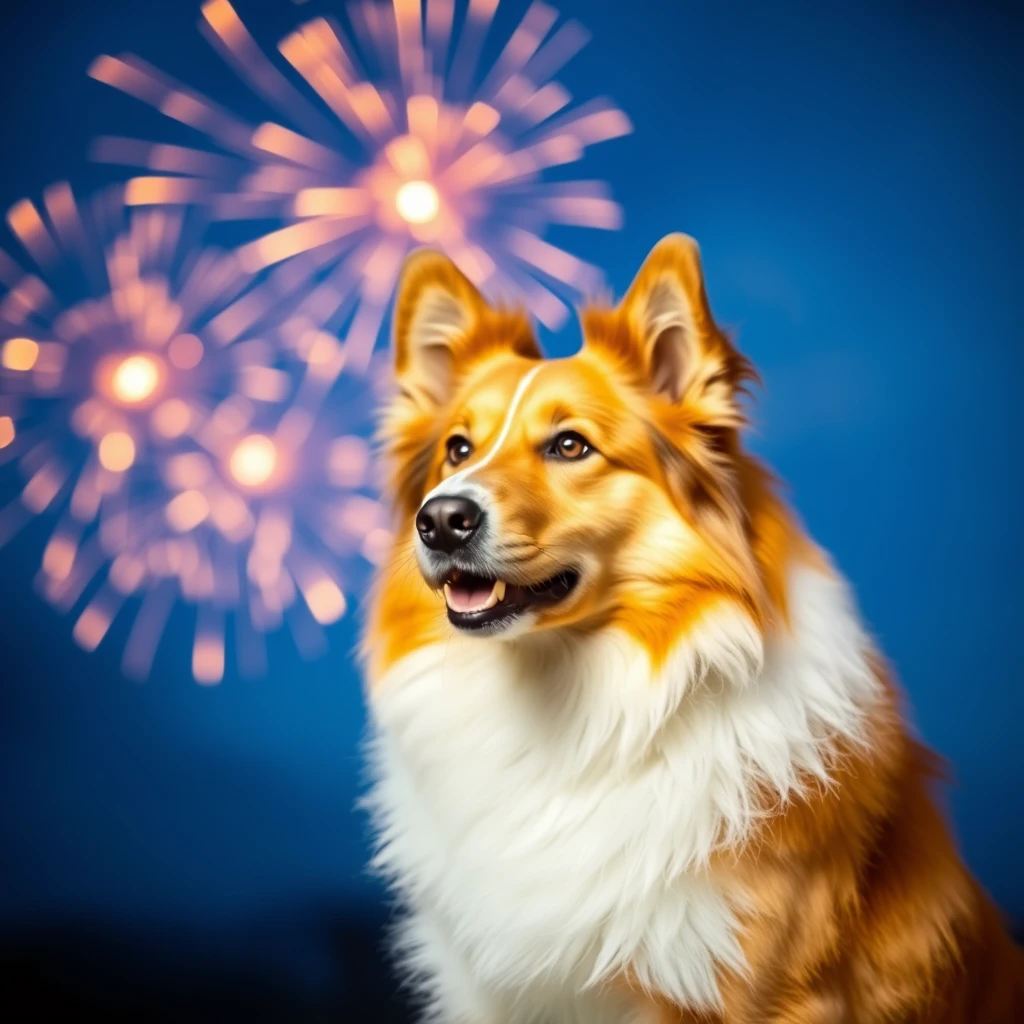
[0,0,1020,996]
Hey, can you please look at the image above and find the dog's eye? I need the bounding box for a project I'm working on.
[446,435,474,466]
[549,431,592,461]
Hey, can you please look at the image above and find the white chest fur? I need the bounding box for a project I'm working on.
[365,567,879,1022]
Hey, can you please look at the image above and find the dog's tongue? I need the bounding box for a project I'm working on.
[447,580,494,612]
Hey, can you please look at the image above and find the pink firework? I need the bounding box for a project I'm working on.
[89,0,631,371]
[0,184,388,682]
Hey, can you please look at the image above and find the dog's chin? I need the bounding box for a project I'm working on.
[431,566,582,637]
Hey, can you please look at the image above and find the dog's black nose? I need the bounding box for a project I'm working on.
[416,495,484,553]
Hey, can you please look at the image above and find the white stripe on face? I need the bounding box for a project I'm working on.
[421,363,544,505]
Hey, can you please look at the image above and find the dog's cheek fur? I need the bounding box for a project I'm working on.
[378,396,442,521]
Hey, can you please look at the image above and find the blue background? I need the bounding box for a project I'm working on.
[0,0,1020,1015]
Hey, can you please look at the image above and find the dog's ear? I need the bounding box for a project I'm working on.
[383,250,539,516]
[617,234,753,427]
[612,237,761,603]
[392,250,489,410]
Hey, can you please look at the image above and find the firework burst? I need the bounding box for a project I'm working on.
[89,0,631,370]
[0,185,388,682]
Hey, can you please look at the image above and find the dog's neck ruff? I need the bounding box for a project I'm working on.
[365,563,881,1017]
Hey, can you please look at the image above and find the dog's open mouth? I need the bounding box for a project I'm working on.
[442,567,579,631]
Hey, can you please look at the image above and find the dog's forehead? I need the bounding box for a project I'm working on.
[453,355,532,412]
[454,353,619,418]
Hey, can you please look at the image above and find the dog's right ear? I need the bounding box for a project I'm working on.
[392,250,489,411]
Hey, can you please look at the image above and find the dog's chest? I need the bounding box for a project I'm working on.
[367,639,747,1012]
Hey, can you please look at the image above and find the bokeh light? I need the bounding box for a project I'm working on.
[2,337,40,372]
[229,433,277,488]
[110,353,162,405]
[395,180,441,225]
[97,431,137,472]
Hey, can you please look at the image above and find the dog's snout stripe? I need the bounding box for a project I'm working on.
[422,364,544,504]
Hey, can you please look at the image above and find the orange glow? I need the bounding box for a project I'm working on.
[22,463,63,513]
[238,366,289,402]
[304,330,342,368]
[0,416,14,449]
[73,604,114,652]
[407,95,439,144]
[7,199,59,266]
[168,333,204,369]
[152,399,191,438]
[385,134,431,178]
[109,553,145,594]
[98,431,137,472]
[2,337,40,372]
[235,217,363,272]
[252,122,339,169]
[160,91,209,129]
[395,180,440,224]
[166,489,210,532]
[303,577,347,625]
[229,434,277,488]
[464,101,501,136]
[192,634,224,685]
[200,0,237,36]
[294,187,370,218]
[348,81,392,136]
[125,176,209,206]
[43,535,77,581]
[111,354,162,404]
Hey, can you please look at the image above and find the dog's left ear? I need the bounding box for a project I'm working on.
[618,234,752,426]
[392,249,539,412]
[392,249,489,410]
[383,250,540,517]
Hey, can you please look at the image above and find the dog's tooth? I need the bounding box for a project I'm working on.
[493,580,506,602]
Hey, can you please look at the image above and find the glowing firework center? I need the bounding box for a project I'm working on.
[109,353,162,405]
[92,0,631,374]
[395,180,441,226]
[229,433,279,489]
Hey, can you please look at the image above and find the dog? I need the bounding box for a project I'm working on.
[363,235,1023,1022]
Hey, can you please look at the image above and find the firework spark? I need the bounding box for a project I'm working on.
[0,184,388,682]
[90,0,631,370]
